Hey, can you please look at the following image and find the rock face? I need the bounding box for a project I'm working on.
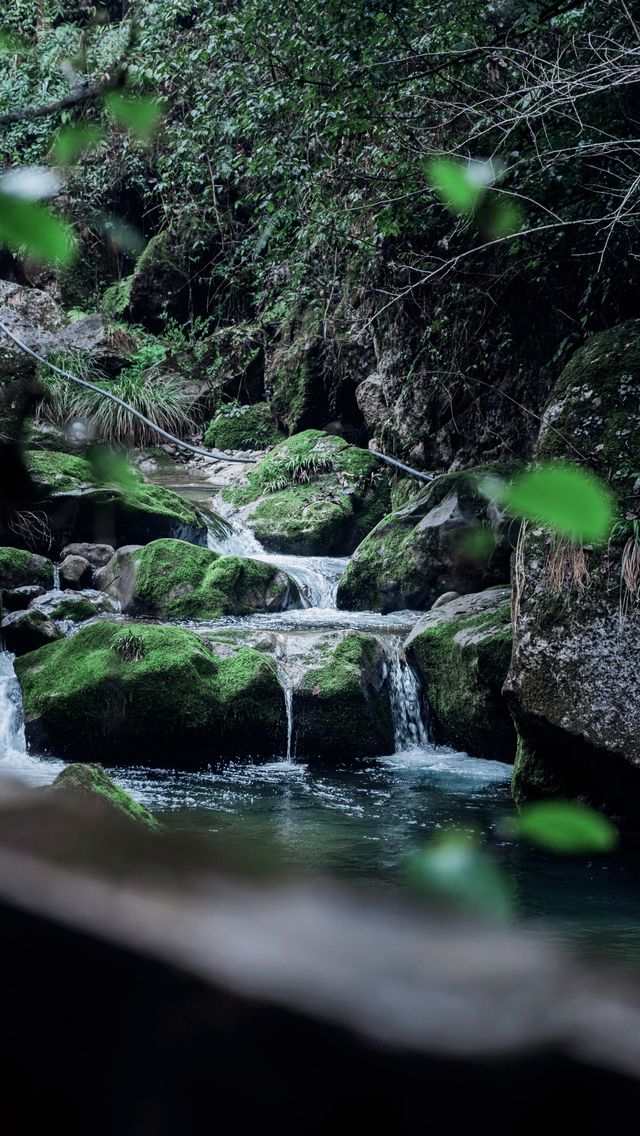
[2,585,46,611]
[406,588,515,762]
[337,470,516,613]
[504,322,640,824]
[292,631,394,759]
[0,547,54,591]
[25,450,208,555]
[15,622,287,764]
[221,430,391,555]
[95,538,300,620]
[1,609,63,655]
[48,763,161,829]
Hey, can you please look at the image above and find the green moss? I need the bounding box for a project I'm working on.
[50,763,161,829]
[26,449,207,542]
[538,321,640,502]
[27,450,97,493]
[51,598,98,622]
[204,403,281,450]
[130,538,296,619]
[222,430,391,555]
[15,620,285,763]
[0,547,53,589]
[294,631,393,758]
[408,602,515,761]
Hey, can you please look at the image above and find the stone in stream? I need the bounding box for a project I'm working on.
[405,588,515,763]
[0,547,54,591]
[95,538,301,620]
[48,763,161,830]
[49,597,100,623]
[2,585,46,612]
[1,608,63,656]
[59,554,92,590]
[336,467,516,613]
[219,429,391,555]
[292,631,394,759]
[14,621,287,764]
[24,450,208,557]
[60,542,115,568]
[504,322,640,826]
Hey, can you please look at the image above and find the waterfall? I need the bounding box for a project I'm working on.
[53,565,61,589]
[284,687,294,761]
[0,649,27,760]
[386,644,430,751]
[207,512,348,609]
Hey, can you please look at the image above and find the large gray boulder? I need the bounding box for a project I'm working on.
[337,468,516,613]
[504,322,640,825]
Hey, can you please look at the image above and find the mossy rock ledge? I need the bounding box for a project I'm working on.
[15,622,287,764]
[204,403,281,451]
[220,430,391,555]
[504,323,640,826]
[292,631,394,760]
[95,538,300,619]
[0,547,54,591]
[405,588,515,762]
[25,450,208,557]
[48,763,161,830]
[336,467,516,614]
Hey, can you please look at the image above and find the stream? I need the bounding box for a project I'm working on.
[3,463,640,967]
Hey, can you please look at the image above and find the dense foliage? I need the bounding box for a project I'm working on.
[2,0,639,463]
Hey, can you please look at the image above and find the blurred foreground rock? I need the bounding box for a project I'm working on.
[0,775,639,1133]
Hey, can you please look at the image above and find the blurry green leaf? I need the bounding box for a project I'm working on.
[503,463,614,543]
[88,446,139,491]
[53,124,104,165]
[0,192,75,265]
[506,801,618,854]
[0,31,29,53]
[105,92,162,139]
[97,213,145,254]
[405,830,512,920]
[483,197,523,239]
[454,526,497,562]
[428,158,481,214]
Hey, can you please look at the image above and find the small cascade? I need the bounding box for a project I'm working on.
[53,564,61,589]
[275,639,297,760]
[206,511,348,609]
[386,644,430,751]
[0,650,27,760]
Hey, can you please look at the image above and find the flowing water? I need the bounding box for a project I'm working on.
[3,465,640,968]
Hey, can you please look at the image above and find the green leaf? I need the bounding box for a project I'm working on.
[427,158,482,214]
[484,197,523,239]
[405,830,512,920]
[0,192,75,265]
[53,124,103,165]
[507,801,618,854]
[501,462,614,543]
[105,92,162,139]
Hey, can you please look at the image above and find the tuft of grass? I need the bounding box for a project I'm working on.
[258,451,336,494]
[36,345,195,447]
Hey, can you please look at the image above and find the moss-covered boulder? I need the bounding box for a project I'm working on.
[25,450,208,556]
[504,323,640,825]
[292,631,394,759]
[48,763,161,830]
[337,469,516,613]
[204,403,281,451]
[96,538,300,619]
[50,598,99,623]
[0,547,53,591]
[15,621,286,764]
[406,588,515,762]
[221,430,391,555]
